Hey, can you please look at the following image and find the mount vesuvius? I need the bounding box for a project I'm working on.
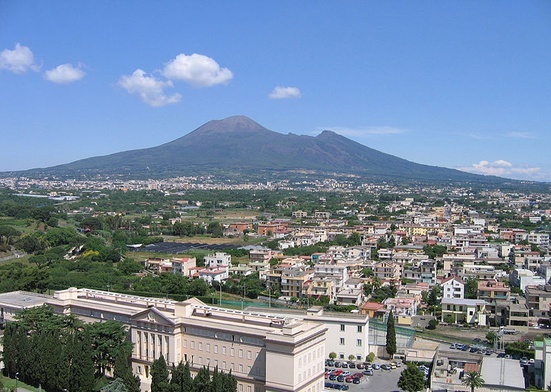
[3,115,515,185]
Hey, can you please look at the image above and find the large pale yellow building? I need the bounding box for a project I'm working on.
[0,288,327,392]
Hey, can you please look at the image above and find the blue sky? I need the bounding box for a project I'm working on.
[1,1,550,181]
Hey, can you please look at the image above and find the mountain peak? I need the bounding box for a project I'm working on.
[192,115,269,135]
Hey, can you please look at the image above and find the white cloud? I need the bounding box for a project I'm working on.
[268,86,302,99]
[118,69,181,107]
[0,43,39,74]
[44,63,85,84]
[459,159,543,180]
[163,53,233,87]
[507,131,536,139]
[315,126,406,138]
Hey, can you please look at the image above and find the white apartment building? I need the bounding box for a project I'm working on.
[248,305,370,362]
[204,252,232,268]
[0,288,328,392]
[441,276,464,299]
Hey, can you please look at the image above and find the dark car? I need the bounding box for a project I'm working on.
[338,385,349,391]
[327,359,335,366]
[335,361,342,368]
[356,363,364,369]
[353,377,361,384]
[337,375,345,382]
[341,362,348,368]
[348,361,356,368]
[329,374,337,381]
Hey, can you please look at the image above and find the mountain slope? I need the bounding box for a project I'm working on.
[3,115,512,184]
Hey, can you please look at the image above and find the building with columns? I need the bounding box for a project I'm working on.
[0,288,327,392]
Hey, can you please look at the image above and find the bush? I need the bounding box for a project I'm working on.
[427,319,438,330]
[366,352,375,363]
[444,314,455,324]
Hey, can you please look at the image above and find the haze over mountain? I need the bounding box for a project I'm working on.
[1,116,524,185]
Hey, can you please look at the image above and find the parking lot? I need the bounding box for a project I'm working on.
[324,360,404,391]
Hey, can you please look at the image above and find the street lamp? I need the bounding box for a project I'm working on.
[15,373,19,392]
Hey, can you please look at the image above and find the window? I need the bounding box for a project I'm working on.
[357,339,362,347]
[222,346,227,355]
[231,348,235,357]
[247,350,252,359]
[214,345,218,354]
[357,325,363,333]
[206,343,210,352]
[340,324,345,332]
[340,338,345,345]
[191,341,195,349]
[239,349,243,358]
[198,342,202,351]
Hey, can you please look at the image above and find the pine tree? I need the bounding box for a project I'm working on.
[386,309,397,358]
[397,363,426,392]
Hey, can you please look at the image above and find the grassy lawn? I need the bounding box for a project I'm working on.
[0,375,43,391]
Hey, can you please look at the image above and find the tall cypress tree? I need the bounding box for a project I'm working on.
[114,347,141,392]
[150,355,170,392]
[386,309,397,358]
[67,331,96,392]
[183,361,193,391]
[192,366,212,392]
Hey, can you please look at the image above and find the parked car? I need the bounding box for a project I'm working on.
[337,385,349,391]
[342,371,351,376]
[372,363,380,370]
[449,343,457,349]
[326,359,335,366]
[329,374,337,381]
[363,369,374,376]
[335,361,342,368]
[356,363,364,369]
[348,361,356,368]
[381,364,391,370]
[353,377,361,384]
[389,362,397,369]
[345,376,354,383]
[520,357,528,365]
[337,375,345,382]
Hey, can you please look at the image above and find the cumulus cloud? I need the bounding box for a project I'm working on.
[44,63,85,84]
[118,69,181,107]
[268,86,302,99]
[459,159,542,180]
[163,53,233,87]
[0,43,39,74]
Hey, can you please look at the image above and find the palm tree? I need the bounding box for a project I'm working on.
[462,371,485,392]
